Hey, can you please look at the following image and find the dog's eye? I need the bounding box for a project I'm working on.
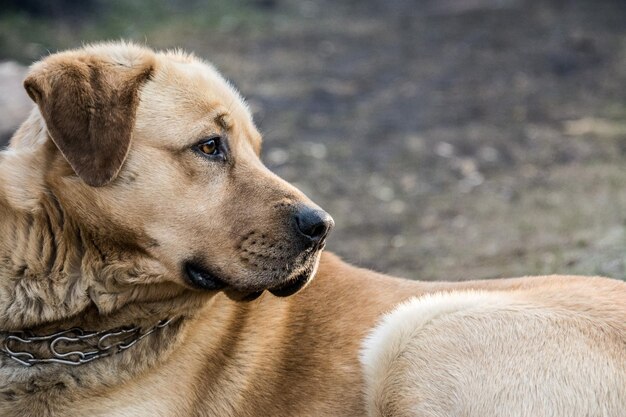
[196,137,221,156]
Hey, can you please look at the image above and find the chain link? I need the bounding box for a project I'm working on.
[0,318,173,367]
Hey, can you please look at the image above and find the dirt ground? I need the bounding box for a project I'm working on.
[2,0,626,281]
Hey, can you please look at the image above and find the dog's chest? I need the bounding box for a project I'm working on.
[70,369,190,417]
[73,398,175,417]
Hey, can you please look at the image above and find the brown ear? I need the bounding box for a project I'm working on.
[23,53,154,187]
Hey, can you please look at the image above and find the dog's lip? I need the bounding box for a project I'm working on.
[185,247,320,299]
[224,272,311,301]
[184,263,228,291]
[224,288,265,302]
[184,261,305,300]
[268,271,311,297]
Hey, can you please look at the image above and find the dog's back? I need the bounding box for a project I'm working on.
[361,278,626,417]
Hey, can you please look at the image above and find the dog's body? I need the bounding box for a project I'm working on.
[0,43,624,417]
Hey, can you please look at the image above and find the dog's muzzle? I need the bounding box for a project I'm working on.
[184,206,333,300]
[184,249,320,301]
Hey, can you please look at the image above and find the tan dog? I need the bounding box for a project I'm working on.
[0,42,624,417]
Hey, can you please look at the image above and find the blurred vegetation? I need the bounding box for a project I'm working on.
[0,0,273,62]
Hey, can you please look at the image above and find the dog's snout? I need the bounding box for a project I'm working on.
[294,206,334,243]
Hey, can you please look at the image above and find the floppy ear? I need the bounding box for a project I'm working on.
[23,54,154,187]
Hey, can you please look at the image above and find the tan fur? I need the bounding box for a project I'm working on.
[361,289,626,416]
[0,42,624,417]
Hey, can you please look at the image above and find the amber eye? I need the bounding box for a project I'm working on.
[197,137,221,156]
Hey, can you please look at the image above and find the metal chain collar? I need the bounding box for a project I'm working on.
[0,318,173,367]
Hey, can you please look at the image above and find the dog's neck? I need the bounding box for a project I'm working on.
[0,181,185,331]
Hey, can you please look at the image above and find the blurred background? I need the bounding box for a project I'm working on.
[2,0,626,281]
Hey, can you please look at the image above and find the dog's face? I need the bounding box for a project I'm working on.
[22,44,333,300]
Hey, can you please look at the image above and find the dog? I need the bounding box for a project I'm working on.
[0,42,624,417]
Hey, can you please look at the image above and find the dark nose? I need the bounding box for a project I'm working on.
[294,206,334,243]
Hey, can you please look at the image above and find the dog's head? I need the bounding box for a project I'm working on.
[21,42,333,301]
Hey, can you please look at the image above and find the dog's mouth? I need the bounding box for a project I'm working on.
[184,259,316,301]
[185,263,228,291]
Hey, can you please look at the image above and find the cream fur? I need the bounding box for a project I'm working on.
[361,291,626,417]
